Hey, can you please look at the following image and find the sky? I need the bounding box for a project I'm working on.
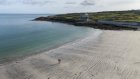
[0,0,140,14]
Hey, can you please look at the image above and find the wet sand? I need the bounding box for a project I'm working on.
[0,30,140,79]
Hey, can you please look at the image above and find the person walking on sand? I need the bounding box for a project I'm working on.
[58,59,61,64]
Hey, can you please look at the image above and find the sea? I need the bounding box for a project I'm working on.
[0,14,93,62]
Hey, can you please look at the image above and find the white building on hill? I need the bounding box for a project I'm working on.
[80,13,90,22]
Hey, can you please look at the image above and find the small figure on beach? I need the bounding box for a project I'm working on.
[58,59,61,64]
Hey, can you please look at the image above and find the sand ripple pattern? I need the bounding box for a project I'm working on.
[0,30,140,79]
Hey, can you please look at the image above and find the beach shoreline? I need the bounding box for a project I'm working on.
[1,29,140,79]
[0,28,96,65]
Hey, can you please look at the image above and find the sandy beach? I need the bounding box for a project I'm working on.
[0,29,140,79]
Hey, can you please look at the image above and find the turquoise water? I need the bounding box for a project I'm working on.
[0,14,92,61]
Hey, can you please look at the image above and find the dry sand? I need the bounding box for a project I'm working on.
[0,30,140,79]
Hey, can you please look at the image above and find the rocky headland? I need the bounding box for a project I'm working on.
[33,10,140,30]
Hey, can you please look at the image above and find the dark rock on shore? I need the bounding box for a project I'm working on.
[33,16,138,30]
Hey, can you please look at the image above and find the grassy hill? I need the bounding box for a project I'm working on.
[34,10,140,30]
[52,10,140,22]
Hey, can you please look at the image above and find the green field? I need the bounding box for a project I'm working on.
[53,10,140,22]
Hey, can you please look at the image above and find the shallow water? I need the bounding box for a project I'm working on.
[0,14,93,61]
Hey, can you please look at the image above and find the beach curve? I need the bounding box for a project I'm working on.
[0,29,140,79]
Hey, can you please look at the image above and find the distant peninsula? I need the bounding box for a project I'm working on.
[34,10,140,30]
